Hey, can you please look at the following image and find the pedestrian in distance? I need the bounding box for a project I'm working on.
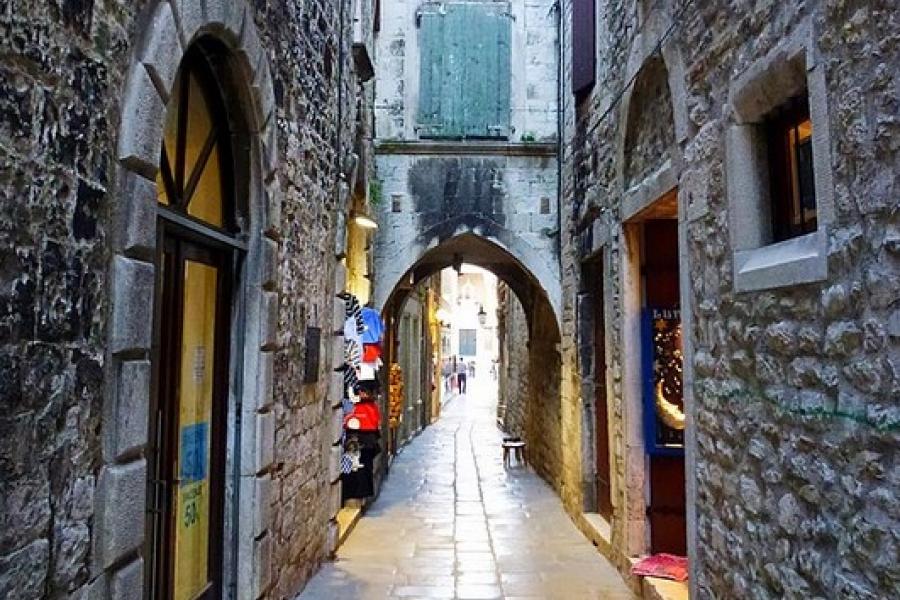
[456,356,468,394]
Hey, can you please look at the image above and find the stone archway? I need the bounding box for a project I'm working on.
[379,234,564,489]
[374,218,562,330]
[95,2,279,598]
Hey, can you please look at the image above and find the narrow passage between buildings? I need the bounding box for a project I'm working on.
[296,380,636,600]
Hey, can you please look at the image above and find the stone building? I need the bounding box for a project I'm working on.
[546,0,899,598]
[0,1,376,598]
[371,0,571,490]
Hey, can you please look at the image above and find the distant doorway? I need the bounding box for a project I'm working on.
[583,256,613,519]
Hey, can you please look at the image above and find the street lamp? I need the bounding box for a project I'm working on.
[477,304,487,327]
[351,209,378,229]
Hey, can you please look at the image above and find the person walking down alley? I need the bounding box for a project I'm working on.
[456,356,468,394]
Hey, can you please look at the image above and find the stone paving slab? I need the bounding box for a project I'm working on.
[295,382,637,600]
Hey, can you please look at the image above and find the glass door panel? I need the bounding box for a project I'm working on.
[173,259,219,600]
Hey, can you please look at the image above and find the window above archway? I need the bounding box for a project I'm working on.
[157,47,234,232]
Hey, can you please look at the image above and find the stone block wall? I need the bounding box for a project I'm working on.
[0,1,367,598]
[561,0,899,597]
[497,283,528,438]
[0,2,138,596]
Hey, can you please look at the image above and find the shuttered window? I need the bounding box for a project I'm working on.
[418,2,511,139]
[572,0,596,96]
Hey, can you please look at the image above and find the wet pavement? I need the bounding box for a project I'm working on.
[295,380,636,600]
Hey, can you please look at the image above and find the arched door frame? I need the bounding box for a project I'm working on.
[96,3,279,599]
[610,3,697,590]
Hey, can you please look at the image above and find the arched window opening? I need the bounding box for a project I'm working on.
[149,42,244,600]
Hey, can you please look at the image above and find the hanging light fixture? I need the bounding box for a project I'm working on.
[477,304,487,327]
[351,209,378,229]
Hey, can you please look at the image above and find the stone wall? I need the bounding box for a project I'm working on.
[497,283,528,438]
[0,2,140,596]
[562,0,899,597]
[0,1,367,598]
[371,0,562,319]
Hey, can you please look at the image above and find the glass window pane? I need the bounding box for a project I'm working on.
[185,73,214,184]
[173,260,218,600]
[160,76,181,205]
[187,143,224,227]
[156,170,170,206]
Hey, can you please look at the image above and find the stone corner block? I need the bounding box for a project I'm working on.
[203,0,247,40]
[171,0,204,48]
[330,405,343,443]
[254,475,271,538]
[255,412,275,473]
[256,237,278,289]
[115,360,151,459]
[255,350,275,412]
[254,60,276,127]
[328,480,342,519]
[95,460,146,570]
[259,112,278,179]
[326,519,339,556]
[258,291,279,351]
[329,445,342,484]
[264,180,282,236]
[110,558,143,600]
[252,534,272,598]
[111,256,155,355]
[117,65,165,180]
[330,372,345,407]
[139,2,180,102]
[115,171,157,258]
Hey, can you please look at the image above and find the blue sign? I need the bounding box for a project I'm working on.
[642,308,685,456]
[180,422,209,485]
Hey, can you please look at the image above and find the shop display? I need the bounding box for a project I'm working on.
[336,292,386,500]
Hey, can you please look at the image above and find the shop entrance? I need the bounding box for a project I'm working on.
[583,257,613,519]
[149,45,242,600]
[632,189,686,555]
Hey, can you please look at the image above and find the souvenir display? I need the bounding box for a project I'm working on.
[336,293,386,500]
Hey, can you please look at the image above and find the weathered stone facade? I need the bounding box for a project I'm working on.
[496,282,528,438]
[372,0,562,320]
[561,0,899,598]
[0,1,373,598]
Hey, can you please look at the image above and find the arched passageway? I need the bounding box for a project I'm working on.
[377,234,564,488]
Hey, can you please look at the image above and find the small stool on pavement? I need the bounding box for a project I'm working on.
[502,437,527,469]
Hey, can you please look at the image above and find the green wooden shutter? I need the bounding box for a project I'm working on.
[418,2,511,139]
[418,9,445,135]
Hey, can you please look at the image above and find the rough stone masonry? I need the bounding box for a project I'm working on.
[0,1,368,598]
[561,0,899,598]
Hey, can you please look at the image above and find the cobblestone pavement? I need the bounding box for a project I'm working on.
[296,380,637,600]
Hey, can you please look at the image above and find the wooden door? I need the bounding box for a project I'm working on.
[153,237,231,600]
[586,258,612,518]
[642,219,687,555]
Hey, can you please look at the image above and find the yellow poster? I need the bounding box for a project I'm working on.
[173,260,218,600]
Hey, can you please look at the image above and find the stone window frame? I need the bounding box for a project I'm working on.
[96,2,279,598]
[726,21,835,293]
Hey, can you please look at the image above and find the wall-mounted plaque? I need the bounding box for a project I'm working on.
[304,326,322,384]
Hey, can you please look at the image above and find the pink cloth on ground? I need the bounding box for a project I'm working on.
[631,554,689,582]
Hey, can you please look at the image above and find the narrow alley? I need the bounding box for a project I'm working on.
[298,380,635,600]
[2,1,897,599]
